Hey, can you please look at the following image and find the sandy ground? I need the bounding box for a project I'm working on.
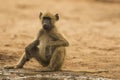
[0,0,120,79]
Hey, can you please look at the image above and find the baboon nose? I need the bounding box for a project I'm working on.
[43,24,49,30]
[43,23,47,26]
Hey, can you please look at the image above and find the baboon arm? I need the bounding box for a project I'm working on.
[26,29,44,49]
[48,32,69,47]
[36,29,44,40]
[31,29,44,46]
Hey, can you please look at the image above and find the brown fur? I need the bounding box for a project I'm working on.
[4,12,69,71]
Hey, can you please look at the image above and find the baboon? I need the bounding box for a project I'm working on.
[4,12,69,71]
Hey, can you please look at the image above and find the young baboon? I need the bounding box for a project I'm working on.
[4,12,69,71]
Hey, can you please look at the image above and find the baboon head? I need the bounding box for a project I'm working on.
[39,12,59,31]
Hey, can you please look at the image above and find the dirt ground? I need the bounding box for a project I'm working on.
[0,0,120,79]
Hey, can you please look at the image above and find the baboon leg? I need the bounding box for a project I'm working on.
[14,47,37,68]
[16,53,31,68]
[34,53,49,67]
[48,47,66,71]
[4,47,39,69]
[18,47,48,68]
[16,53,29,68]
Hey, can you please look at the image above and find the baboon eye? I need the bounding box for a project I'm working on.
[43,17,51,20]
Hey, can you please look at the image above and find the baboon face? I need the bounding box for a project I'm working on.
[39,12,59,30]
[42,16,52,30]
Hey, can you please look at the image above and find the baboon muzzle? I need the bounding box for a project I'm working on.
[43,23,51,30]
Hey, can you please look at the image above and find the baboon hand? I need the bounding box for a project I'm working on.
[4,65,22,69]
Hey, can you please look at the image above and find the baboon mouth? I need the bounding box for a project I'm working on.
[43,25,51,30]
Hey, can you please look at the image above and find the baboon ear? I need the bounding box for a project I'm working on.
[55,13,59,21]
[39,12,43,19]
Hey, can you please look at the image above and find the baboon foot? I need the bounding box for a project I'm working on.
[4,65,23,69]
[39,67,54,72]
